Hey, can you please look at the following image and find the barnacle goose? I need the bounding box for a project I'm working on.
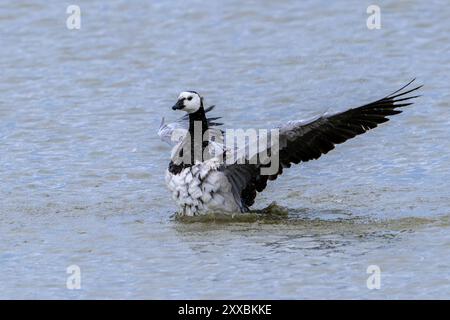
[158,80,422,216]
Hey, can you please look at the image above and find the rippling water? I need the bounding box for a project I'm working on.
[1,0,449,299]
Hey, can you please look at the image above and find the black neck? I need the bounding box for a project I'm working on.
[188,105,209,165]
[188,107,209,134]
[168,104,212,175]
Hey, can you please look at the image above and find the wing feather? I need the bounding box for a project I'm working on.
[157,105,222,146]
[223,80,422,209]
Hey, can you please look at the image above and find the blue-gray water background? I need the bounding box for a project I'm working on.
[0,0,449,298]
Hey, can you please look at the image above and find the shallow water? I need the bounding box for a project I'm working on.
[1,0,450,299]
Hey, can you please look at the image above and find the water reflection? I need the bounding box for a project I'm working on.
[172,203,437,256]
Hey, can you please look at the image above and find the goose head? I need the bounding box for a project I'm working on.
[172,91,202,113]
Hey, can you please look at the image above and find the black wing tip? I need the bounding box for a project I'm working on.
[208,122,224,126]
[204,105,223,126]
[387,79,423,99]
[204,105,216,113]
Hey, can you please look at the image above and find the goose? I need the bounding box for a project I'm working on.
[158,80,422,216]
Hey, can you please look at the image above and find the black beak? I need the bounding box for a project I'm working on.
[172,100,184,110]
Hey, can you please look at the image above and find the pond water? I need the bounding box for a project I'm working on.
[0,0,449,299]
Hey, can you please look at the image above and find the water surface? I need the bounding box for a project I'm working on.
[1,0,449,299]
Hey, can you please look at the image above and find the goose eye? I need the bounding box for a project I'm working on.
[187,96,193,101]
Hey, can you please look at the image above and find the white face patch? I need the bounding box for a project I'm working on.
[177,91,202,113]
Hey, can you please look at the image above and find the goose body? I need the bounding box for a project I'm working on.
[165,158,241,216]
[158,82,422,216]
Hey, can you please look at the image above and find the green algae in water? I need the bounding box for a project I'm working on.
[174,202,289,223]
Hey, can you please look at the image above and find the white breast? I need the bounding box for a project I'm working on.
[165,159,241,216]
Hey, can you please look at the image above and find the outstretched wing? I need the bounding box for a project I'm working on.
[157,105,223,146]
[223,79,422,209]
